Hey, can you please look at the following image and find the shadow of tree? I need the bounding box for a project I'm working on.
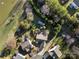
[0,48,11,57]
[67,6,76,16]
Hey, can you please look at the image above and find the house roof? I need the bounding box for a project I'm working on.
[13,53,25,59]
[25,8,34,21]
[41,4,50,15]
[21,37,33,50]
[36,31,48,41]
[74,0,79,7]
[48,45,62,58]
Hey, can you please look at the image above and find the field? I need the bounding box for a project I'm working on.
[0,0,18,25]
[0,0,24,50]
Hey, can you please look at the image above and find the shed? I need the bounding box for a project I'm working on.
[36,30,48,41]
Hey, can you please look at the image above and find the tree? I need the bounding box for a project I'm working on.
[6,37,16,49]
[20,20,31,30]
[63,54,74,59]
[46,0,67,17]
[0,48,11,57]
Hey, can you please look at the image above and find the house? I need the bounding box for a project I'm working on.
[69,0,79,10]
[18,36,34,55]
[25,8,34,21]
[62,34,75,46]
[13,53,26,59]
[36,30,48,41]
[43,45,62,59]
[72,46,79,56]
[36,30,48,50]
[21,36,34,49]
[41,4,50,15]
[33,30,49,51]
[24,2,34,21]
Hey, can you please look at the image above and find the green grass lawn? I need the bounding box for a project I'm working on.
[0,0,18,25]
[0,20,16,51]
[0,0,24,51]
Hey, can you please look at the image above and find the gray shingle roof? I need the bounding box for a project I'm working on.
[74,0,79,7]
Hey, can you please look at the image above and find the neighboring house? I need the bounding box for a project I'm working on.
[43,45,62,59]
[36,30,48,41]
[25,8,34,21]
[24,2,32,9]
[24,1,34,21]
[69,0,79,10]
[62,34,75,46]
[21,36,33,49]
[18,36,34,55]
[41,4,50,15]
[72,46,79,56]
[34,30,48,51]
[13,53,26,59]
